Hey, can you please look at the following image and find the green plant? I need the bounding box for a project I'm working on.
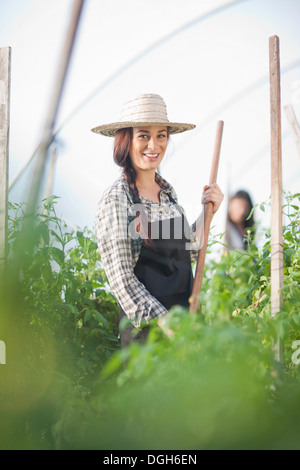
[5,197,120,389]
[0,192,299,450]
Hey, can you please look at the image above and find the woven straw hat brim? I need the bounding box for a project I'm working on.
[91,121,196,137]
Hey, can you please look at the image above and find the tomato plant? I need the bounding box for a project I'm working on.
[0,193,299,450]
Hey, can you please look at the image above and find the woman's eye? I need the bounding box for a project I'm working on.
[137,133,166,140]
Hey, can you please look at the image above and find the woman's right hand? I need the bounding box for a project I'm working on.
[157,313,174,338]
[202,183,224,214]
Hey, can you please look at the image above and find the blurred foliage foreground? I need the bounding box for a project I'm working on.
[0,194,299,450]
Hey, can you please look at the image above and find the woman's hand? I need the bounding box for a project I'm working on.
[202,183,224,214]
[157,313,174,338]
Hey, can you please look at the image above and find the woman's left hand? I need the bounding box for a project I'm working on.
[202,183,224,214]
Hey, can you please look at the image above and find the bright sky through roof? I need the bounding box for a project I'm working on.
[0,0,299,246]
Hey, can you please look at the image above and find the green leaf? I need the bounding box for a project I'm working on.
[260,203,265,212]
[51,247,65,266]
[83,309,94,324]
[246,207,255,221]
[50,230,63,245]
[93,311,109,328]
[63,304,80,315]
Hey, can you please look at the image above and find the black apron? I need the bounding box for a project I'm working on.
[119,201,193,348]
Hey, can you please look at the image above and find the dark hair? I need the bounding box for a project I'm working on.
[113,128,153,244]
[229,190,254,228]
[114,128,140,203]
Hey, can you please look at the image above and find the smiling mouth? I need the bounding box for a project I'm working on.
[143,153,159,160]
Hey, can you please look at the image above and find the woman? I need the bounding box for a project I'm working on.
[225,190,255,250]
[93,93,223,347]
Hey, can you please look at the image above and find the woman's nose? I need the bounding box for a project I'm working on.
[147,137,157,150]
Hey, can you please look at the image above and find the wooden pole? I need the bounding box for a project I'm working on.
[284,105,300,159]
[0,46,11,270]
[26,0,85,215]
[189,120,224,313]
[269,35,284,364]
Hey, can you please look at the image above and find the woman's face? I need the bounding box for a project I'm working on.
[129,126,168,173]
[229,198,250,224]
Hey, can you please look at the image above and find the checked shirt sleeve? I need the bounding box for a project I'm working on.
[94,192,168,329]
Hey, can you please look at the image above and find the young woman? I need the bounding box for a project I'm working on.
[226,190,255,250]
[93,93,224,347]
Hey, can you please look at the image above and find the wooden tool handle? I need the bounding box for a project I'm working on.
[189,120,224,314]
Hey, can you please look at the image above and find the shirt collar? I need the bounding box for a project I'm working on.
[119,171,177,204]
[155,172,177,202]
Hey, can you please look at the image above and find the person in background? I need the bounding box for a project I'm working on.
[225,190,255,251]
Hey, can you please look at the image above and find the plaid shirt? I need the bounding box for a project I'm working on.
[94,172,201,328]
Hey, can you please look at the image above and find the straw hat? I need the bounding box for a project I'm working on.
[91,93,196,137]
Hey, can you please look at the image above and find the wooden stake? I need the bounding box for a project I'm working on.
[26,0,85,215]
[269,35,284,364]
[0,47,11,270]
[189,120,224,314]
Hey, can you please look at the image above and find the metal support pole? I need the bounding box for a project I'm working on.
[26,0,85,215]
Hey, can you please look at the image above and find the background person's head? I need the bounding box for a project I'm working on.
[228,190,254,229]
